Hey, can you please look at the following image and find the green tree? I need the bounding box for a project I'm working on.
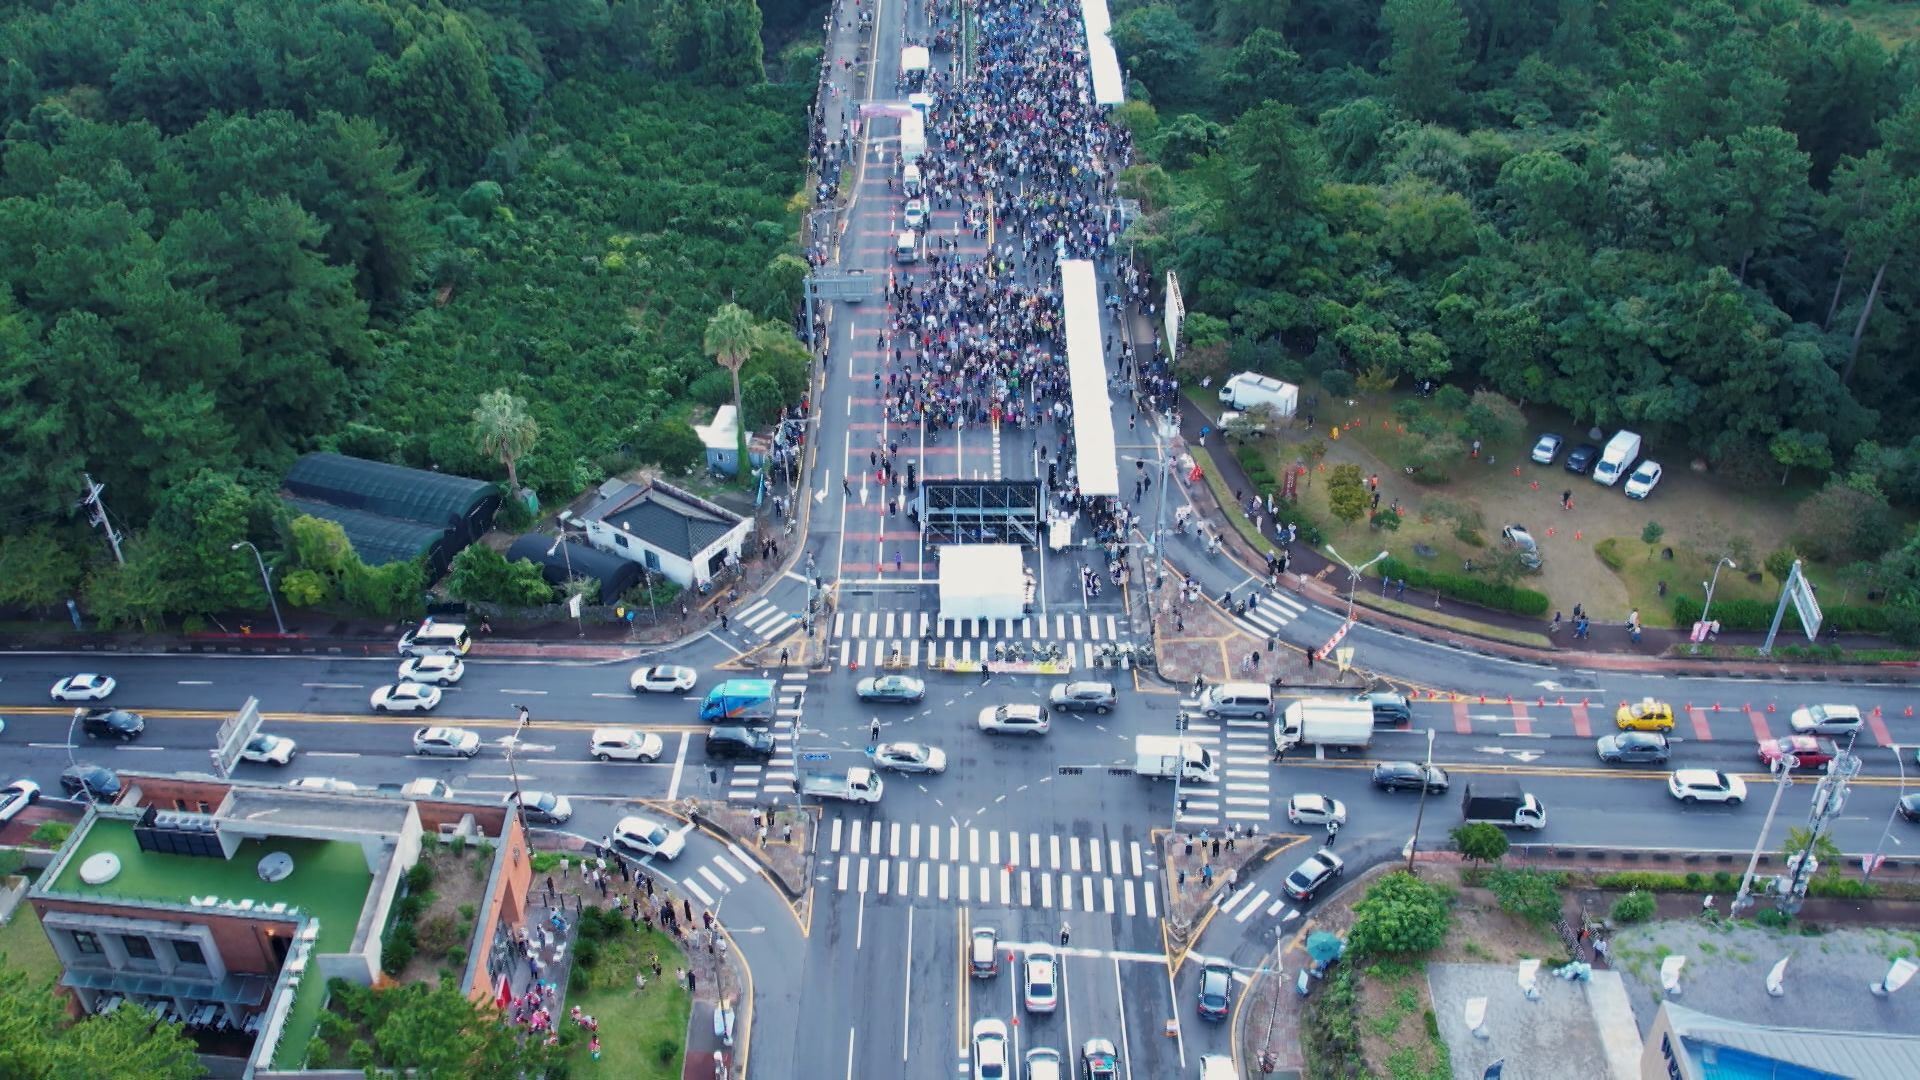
[1381,0,1471,121]
[1770,429,1832,486]
[1228,101,1323,225]
[1449,822,1509,865]
[1461,390,1524,446]
[1219,28,1299,113]
[1110,5,1203,101]
[0,964,201,1078]
[1764,546,1799,584]
[82,538,178,632]
[0,528,83,609]
[704,302,758,488]
[700,0,767,88]
[1641,521,1664,560]
[634,418,705,472]
[1487,868,1562,927]
[368,14,509,185]
[1781,827,1843,882]
[1327,463,1369,525]
[471,389,540,492]
[446,545,554,606]
[368,981,555,1078]
[1347,871,1451,956]
[149,470,261,613]
[286,515,357,580]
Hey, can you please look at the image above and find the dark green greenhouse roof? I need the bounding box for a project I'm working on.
[285,453,495,531]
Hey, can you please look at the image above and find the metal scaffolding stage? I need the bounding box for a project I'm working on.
[919,480,1043,547]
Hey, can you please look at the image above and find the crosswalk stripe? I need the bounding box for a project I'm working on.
[1089,840,1101,875]
[1266,896,1288,917]
[969,828,981,863]
[1030,833,1041,868]
[890,823,902,858]
[918,862,930,898]
[1021,871,1032,906]
[684,878,715,906]
[868,823,881,855]
[877,858,889,894]
[1103,878,1115,913]
[959,864,970,902]
[1082,876,1094,911]
[1130,841,1143,877]
[978,867,991,902]
[1124,878,1136,917]
[910,824,921,860]
[1040,871,1053,908]
[837,858,850,891]
[714,856,748,884]
[698,866,725,891]
[940,863,950,900]
[999,868,1011,905]
[1235,890,1269,923]
[1145,885,1158,919]
[1059,873,1073,910]
[989,830,1000,866]
[847,820,859,854]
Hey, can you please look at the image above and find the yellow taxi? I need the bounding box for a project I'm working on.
[1616,699,1676,732]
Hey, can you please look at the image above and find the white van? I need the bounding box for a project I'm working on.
[902,163,922,197]
[1198,682,1275,721]
[398,622,472,657]
[895,230,919,263]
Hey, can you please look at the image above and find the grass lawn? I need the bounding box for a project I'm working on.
[1843,1,1920,46]
[565,921,691,1077]
[0,901,60,988]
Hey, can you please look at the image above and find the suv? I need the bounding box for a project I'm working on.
[1788,703,1862,737]
[412,726,480,758]
[1596,732,1670,764]
[1372,761,1449,793]
[1048,681,1117,714]
[1196,962,1233,1021]
[590,727,664,762]
[979,703,1050,735]
[1356,691,1410,726]
[705,726,776,762]
[1564,443,1600,474]
[78,708,145,742]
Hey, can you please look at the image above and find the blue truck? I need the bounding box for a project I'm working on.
[699,679,776,724]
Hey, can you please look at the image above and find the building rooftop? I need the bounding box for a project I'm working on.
[692,404,740,451]
[44,817,374,959]
[580,478,743,559]
[1661,1001,1920,1080]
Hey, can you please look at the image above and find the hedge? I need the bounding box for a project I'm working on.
[1379,556,1552,616]
[1671,593,1889,634]
[1592,868,1879,899]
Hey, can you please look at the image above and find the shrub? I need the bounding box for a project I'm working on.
[1610,890,1656,925]
[28,821,73,847]
[348,1039,375,1070]
[446,945,467,968]
[1379,556,1551,616]
[653,1036,680,1065]
[1807,877,1878,899]
[1593,871,1690,892]
[1348,872,1451,956]
[306,1035,332,1069]
[1593,537,1625,570]
[405,861,435,893]
[1487,868,1563,927]
[1754,907,1794,929]
[1454,523,1485,547]
[1670,593,1776,631]
[380,924,416,975]
[415,912,461,954]
[573,938,602,971]
[568,964,590,993]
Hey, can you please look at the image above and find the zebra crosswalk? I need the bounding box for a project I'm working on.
[1230,590,1310,642]
[1173,699,1275,827]
[728,597,797,641]
[1212,879,1306,930]
[725,671,807,801]
[831,609,1128,669]
[660,843,755,909]
[823,816,1162,919]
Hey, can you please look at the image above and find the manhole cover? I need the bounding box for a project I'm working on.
[1412,544,1437,559]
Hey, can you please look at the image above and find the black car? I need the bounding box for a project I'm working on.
[1371,761,1449,793]
[1898,793,1920,823]
[1597,732,1670,765]
[60,764,122,801]
[705,726,776,762]
[79,708,145,741]
[1048,681,1118,714]
[1356,691,1411,726]
[1564,443,1600,474]
[1196,962,1233,1021]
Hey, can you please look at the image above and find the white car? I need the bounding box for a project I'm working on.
[1624,460,1663,499]
[398,655,465,685]
[288,777,358,793]
[630,665,697,694]
[412,726,480,758]
[1668,769,1747,805]
[0,779,41,825]
[51,674,116,702]
[903,198,926,229]
[239,734,297,766]
[972,1018,1010,1080]
[590,727,665,762]
[1529,433,1563,464]
[1024,1047,1063,1080]
[1023,945,1059,1013]
[373,683,443,713]
[612,814,687,860]
[872,741,947,774]
[979,703,1050,735]
[1286,793,1348,828]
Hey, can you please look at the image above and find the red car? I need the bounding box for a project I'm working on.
[1757,735,1836,771]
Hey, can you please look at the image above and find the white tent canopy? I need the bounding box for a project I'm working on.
[1060,260,1120,498]
[901,45,930,74]
[1080,0,1126,106]
[939,544,1027,621]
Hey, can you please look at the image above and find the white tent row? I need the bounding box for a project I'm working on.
[1059,260,1120,498]
[1079,0,1126,106]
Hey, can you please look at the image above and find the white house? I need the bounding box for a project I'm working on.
[694,405,769,478]
[572,477,752,589]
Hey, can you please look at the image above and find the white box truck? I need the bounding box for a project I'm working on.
[1592,430,1642,486]
[1134,735,1218,783]
[1272,698,1375,753]
[900,111,926,163]
[1216,372,1299,417]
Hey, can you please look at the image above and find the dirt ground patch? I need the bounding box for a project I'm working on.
[394,843,492,986]
[697,802,813,912]
[1214,390,1813,624]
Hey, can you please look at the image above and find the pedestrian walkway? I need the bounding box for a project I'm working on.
[726,671,806,801]
[831,609,1127,668]
[727,597,799,643]
[656,843,757,910]
[822,815,1162,919]
[1173,701,1275,827]
[1210,876,1307,931]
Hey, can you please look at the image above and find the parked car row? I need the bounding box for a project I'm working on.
[1531,430,1661,498]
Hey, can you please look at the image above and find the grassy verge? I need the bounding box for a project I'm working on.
[1188,444,1274,556]
[1673,643,1920,664]
[0,901,60,988]
[1351,593,1553,649]
[565,922,692,1077]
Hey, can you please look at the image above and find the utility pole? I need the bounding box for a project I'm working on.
[1779,747,1860,914]
[80,474,125,565]
[1732,754,1800,914]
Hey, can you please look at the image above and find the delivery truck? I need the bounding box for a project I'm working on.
[1216,372,1299,416]
[1460,781,1547,830]
[1134,735,1218,783]
[699,679,776,723]
[799,767,885,804]
[1591,430,1642,487]
[1272,698,1375,753]
[900,111,926,163]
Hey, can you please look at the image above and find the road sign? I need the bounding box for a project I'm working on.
[801,751,831,762]
[1788,564,1823,641]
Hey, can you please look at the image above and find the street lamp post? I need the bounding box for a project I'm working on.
[1325,545,1391,624]
[1404,727,1437,873]
[548,537,584,637]
[1700,557,1737,627]
[230,541,286,636]
[1866,746,1909,882]
[64,709,89,804]
[504,704,532,833]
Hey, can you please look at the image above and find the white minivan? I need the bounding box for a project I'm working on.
[1199,682,1275,721]
[398,622,471,657]
[895,230,919,263]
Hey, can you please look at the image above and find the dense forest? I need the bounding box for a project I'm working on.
[1111,0,1920,633]
[0,0,821,626]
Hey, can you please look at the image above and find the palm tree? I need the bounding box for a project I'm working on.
[704,303,757,486]
[472,388,539,490]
